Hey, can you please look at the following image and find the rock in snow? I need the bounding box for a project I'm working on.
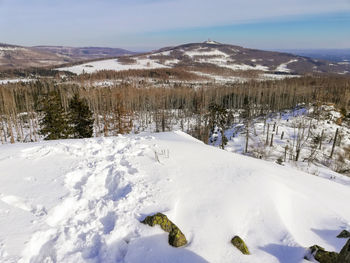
[0,131,350,263]
[305,245,338,263]
[231,236,250,255]
[337,239,350,263]
[142,213,187,247]
[337,230,350,239]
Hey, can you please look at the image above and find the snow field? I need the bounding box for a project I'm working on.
[185,49,229,58]
[59,58,168,74]
[0,132,349,262]
[275,59,298,72]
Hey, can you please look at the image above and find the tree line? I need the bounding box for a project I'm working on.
[0,74,349,143]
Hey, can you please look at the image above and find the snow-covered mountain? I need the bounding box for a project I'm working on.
[59,41,350,76]
[0,131,349,262]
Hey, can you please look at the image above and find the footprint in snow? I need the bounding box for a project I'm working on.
[100,211,117,234]
[120,159,138,174]
[0,194,47,217]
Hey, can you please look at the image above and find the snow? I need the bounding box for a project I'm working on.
[261,73,299,80]
[191,71,247,83]
[215,105,350,184]
[0,47,23,51]
[0,79,34,85]
[275,59,298,72]
[0,132,350,263]
[203,40,221,45]
[162,58,180,66]
[224,63,269,71]
[93,80,116,87]
[158,51,172,56]
[58,58,169,75]
[0,47,26,57]
[185,49,229,58]
[185,49,269,72]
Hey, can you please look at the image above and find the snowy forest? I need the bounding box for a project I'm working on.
[1,72,350,175]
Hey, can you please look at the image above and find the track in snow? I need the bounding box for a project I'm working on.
[19,136,157,263]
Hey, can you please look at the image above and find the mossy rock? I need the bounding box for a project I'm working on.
[168,227,187,247]
[307,245,338,263]
[231,235,250,255]
[337,230,350,238]
[337,239,350,263]
[142,213,173,232]
[141,213,187,247]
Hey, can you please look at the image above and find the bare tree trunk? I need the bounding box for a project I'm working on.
[0,122,4,144]
[19,115,25,142]
[13,113,22,142]
[161,111,165,132]
[103,114,109,137]
[330,128,339,158]
[270,134,274,147]
[245,122,249,153]
[319,129,324,150]
[33,113,39,141]
[8,116,15,144]
[295,148,300,161]
[266,124,270,145]
[284,145,288,162]
[253,124,257,136]
[95,113,100,137]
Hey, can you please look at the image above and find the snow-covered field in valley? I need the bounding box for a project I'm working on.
[58,58,168,74]
[0,131,349,263]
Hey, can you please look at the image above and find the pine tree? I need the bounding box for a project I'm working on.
[39,92,70,140]
[208,103,229,149]
[68,94,94,138]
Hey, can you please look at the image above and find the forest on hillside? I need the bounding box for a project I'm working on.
[1,69,350,176]
[1,73,349,142]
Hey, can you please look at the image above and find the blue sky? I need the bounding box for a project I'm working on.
[0,0,349,51]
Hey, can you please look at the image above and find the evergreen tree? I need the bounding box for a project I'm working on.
[68,94,94,138]
[39,92,70,140]
[208,103,229,149]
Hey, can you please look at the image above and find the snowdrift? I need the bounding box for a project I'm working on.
[0,131,349,263]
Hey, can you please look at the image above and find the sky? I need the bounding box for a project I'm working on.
[0,0,349,51]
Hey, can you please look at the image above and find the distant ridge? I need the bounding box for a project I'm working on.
[32,46,136,61]
[0,43,135,70]
[59,40,350,76]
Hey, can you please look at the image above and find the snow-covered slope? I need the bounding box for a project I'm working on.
[58,42,350,76]
[0,132,349,263]
[58,57,168,74]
